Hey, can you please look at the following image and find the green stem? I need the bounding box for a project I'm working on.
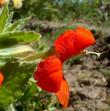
[21,48,55,62]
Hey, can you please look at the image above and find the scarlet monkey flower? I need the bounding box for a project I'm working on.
[34,55,69,108]
[34,26,96,108]
[0,72,4,86]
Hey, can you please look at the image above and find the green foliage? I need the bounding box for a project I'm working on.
[0,4,59,110]
[10,0,110,24]
[0,61,35,108]
[0,31,41,48]
[0,5,41,48]
[5,17,30,32]
[0,5,8,33]
[0,5,43,110]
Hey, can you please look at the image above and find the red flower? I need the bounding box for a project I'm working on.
[54,26,96,62]
[34,55,69,107]
[34,26,96,108]
[34,55,63,92]
[0,72,4,86]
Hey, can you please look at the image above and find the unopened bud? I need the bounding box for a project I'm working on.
[13,0,23,9]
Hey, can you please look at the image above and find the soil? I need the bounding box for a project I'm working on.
[61,32,110,111]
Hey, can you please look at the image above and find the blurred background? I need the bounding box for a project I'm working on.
[10,0,110,48]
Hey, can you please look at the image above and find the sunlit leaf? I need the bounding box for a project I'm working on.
[0,4,8,33]
[6,12,14,27]
[0,32,41,48]
[5,17,30,32]
[0,45,34,58]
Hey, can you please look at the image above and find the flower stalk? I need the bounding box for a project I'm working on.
[21,48,55,62]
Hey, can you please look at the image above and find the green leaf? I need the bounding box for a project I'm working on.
[0,32,41,48]
[6,12,14,26]
[0,4,8,33]
[6,17,30,32]
[0,56,8,69]
[0,61,35,107]
[22,48,54,61]
[0,45,34,58]
[20,83,38,102]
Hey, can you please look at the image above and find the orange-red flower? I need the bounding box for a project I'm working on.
[34,55,69,107]
[54,26,96,62]
[34,26,96,108]
[56,78,69,108]
[0,72,4,86]
[34,55,63,93]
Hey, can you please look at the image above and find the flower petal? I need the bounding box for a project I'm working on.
[0,72,4,86]
[75,26,96,51]
[54,30,76,62]
[34,55,63,93]
[55,78,69,108]
[54,26,96,62]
